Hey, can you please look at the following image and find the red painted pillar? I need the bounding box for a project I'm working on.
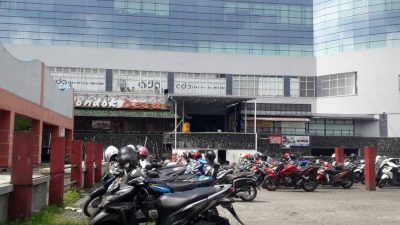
[334,147,344,163]
[71,140,83,189]
[49,136,65,205]
[65,129,73,162]
[32,120,43,167]
[364,146,376,191]
[84,142,95,188]
[0,110,14,167]
[8,131,33,221]
[94,144,103,182]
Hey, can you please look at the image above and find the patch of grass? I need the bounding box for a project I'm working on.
[64,189,82,206]
[1,206,87,225]
[1,190,86,225]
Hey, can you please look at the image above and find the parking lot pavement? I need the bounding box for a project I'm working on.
[219,184,400,225]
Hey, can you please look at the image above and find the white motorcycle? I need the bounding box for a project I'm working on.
[377,157,400,188]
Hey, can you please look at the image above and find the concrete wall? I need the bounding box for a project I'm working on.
[0,43,73,119]
[43,67,74,118]
[32,176,50,213]
[316,48,400,137]
[4,44,316,77]
[0,44,41,104]
[0,184,12,223]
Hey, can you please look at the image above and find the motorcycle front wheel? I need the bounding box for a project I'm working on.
[239,185,257,201]
[83,196,102,217]
[353,172,362,183]
[341,174,354,189]
[263,177,280,191]
[301,178,319,192]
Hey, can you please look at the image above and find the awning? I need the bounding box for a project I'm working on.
[168,94,254,106]
[74,108,176,118]
[247,117,310,122]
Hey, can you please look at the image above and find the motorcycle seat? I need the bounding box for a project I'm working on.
[223,172,252,182]
[296,166,312,173]
[167,179,213,192]
[156,186,222,210]
[166,181,196,192]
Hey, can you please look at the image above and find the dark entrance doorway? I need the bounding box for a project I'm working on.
[218,150,227,164]
[189,115,225,132]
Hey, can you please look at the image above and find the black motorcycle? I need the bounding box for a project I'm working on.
[89,169,244,225]
[217,169,259,202]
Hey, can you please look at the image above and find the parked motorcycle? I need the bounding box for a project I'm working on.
[316,161,354,189]
[377,157,400,188]
[89,168,244,225]
[262,163,319,192]
[353,160,365,183]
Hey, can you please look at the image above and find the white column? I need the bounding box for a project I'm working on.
[244,101,247,133]
[254,100,257,151]
[182,101,185,127]
[174,100,177,151]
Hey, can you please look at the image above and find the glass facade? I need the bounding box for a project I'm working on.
[317,72,357,97]
[0,0,313,56]
[314,0,400,55]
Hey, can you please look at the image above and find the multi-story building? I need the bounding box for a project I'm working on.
[1,0,399,158]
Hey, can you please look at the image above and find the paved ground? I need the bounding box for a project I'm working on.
[67,184,400,225]
[219,184,400,225]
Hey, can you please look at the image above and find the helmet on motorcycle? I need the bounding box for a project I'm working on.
[350,153,356,159]
[117,146,138,170]
[205,150,216,163]
[192,151,200,160]
[245,153,252,160]
[104,145,119,162]
[282,153,290,159]
[126,144,136,151]
[331,153,335,159]
[137,146,149,159]
[254,153,261,160]
[289,154,297,161]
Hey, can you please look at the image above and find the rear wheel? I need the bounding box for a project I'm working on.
[239,185,257,201]
[378,179,387,188]
[264,177,280,191]
[301,178,319,192]
[353,172,362,183]
[341,174,354,189]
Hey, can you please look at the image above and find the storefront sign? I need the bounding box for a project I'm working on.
[283,136,310,147]
[267,134,284,144]
[74,95,168,110]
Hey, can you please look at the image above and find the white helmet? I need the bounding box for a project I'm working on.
[105,146,118,162]
[331,153,335,159]
[127,144,136,151]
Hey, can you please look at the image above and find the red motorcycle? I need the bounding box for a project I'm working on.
[262,163,319,192]
[316,161,354,189]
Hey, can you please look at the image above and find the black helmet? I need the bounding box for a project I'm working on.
[118,146,138,170]
[289,154,297,161]
[254,153,260,159]
[205,150,216,163]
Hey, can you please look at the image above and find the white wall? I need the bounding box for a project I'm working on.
[387,114,400,137]
[316,48,400,137]
[0,44,41,104]
[0,43,73,118]
[226,150,257,164]
[4,44,316,77]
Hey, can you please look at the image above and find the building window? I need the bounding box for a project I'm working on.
[233,75,284,97]
[291,76,315,97]
[318,72,357,97]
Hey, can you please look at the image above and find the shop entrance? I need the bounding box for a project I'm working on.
[188,115,225,132]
